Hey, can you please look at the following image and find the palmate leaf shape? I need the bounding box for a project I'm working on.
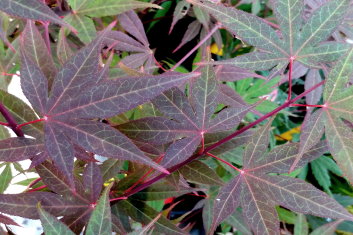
[0,161,120,233]
[115,10,158,74]
[118,63,254,168]
[188,0,350,71]
[36,161,128,234]
[17,21,198,186]
[65,0,160,44]
[208,118,353,235]
[292,47,353,184]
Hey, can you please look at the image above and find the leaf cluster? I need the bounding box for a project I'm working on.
[0,0,352,234]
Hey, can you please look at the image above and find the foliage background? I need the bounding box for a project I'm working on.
[0,0,353,234]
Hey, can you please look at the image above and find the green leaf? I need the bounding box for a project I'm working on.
[77,0,161,18]
[310,219,344,235]
[294,214,309,235]
[86,184,113,235]
[0,164,11,193]
[64,14,96,44]
[311,156,342,194]
[38,203,75,235]
[277,207,296,225]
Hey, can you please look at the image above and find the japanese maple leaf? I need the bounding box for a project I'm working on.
[208,118,353,235]
[118,63,254,169]
[292,47,353,184]
[8,20,199,188]
[105,10,159,74]
[189,0,351,73]
[0,161,130,234]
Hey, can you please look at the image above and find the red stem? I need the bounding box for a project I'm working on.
[1,72,20,76]
[109,196,128,202]
[28,177,42,188]
[111,80,326,203]
[290,104,324,108]
[0,103,24,137]
[123,154,165,194]
[0,122,8,126]
[17,118,46,129]
[206,152,243,173]
[27,185,47,192]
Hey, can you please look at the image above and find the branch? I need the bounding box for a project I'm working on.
[0,102,24,137]
[112,79,326,202]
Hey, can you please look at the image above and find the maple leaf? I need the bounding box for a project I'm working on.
[15,20,200,186]
[208,118,352,235]
[118,63,254,169]
[0,161,119,233]
[292,47,353,184]
[189,0,350,73]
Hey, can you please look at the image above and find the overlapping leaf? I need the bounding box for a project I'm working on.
[116,199,185,234]
[118,64,254,169]
[207,119,351,235]
[38,204,75,235]
[0,0,74,31]
[85,184,113,235]
[21,20,56,88]
[13,22,198,186]
[293,47,353,184]
[190,0,350,72]
[65,0,160,44]
[0,162,120,232]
